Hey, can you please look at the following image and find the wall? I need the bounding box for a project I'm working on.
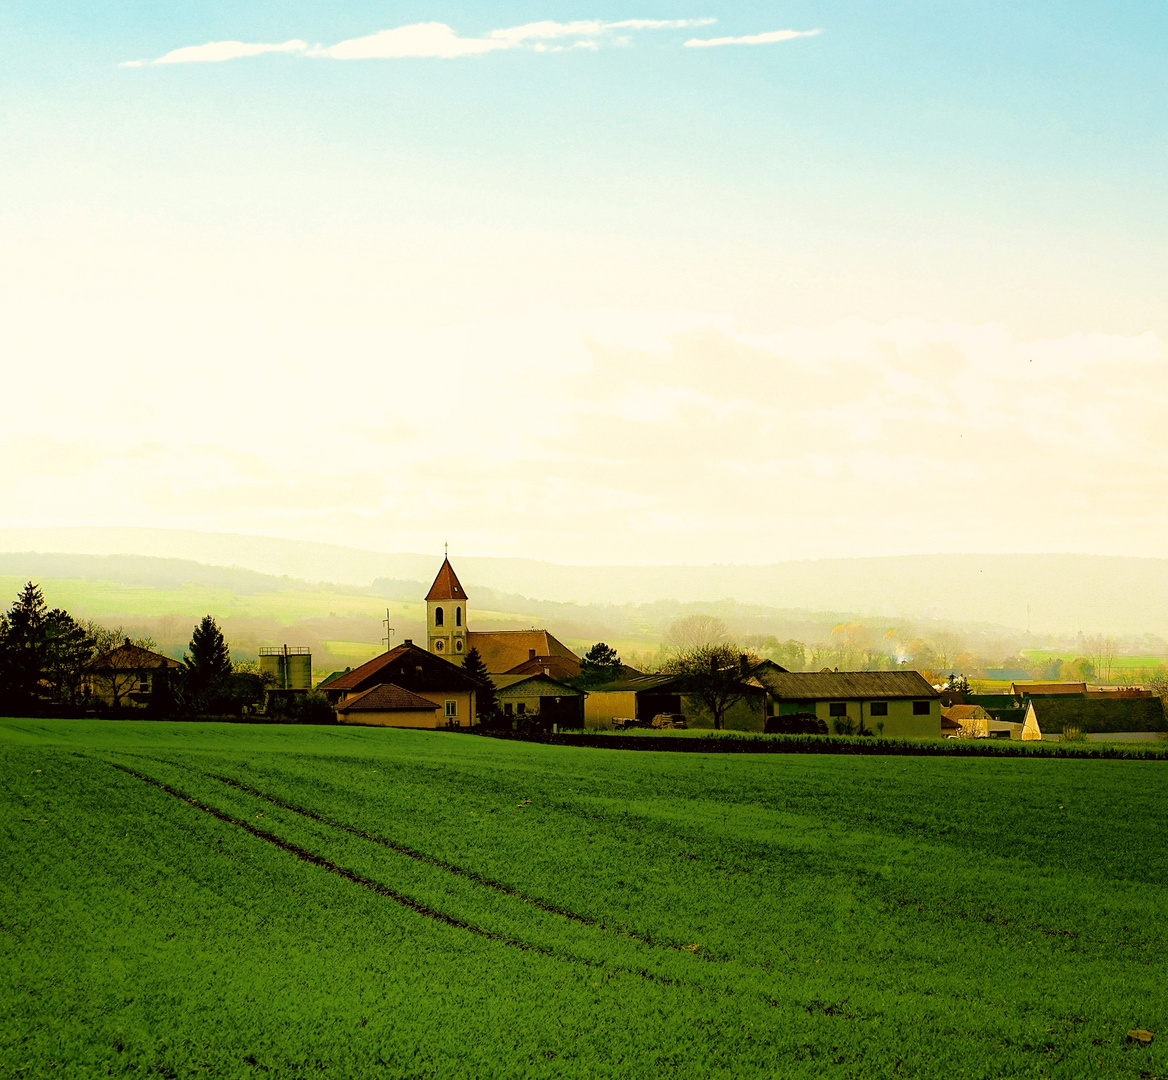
[813,698,939,739]
[584,690,638,729]
[337,708,441,728]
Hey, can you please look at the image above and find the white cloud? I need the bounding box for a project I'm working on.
[124,18,722,65]
[123,39,307,66]
[683,28,821,48]
[316,23,509,60]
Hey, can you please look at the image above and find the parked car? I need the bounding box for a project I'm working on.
[651,713,687,729]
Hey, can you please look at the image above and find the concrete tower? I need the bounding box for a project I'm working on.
[425,555,468,661]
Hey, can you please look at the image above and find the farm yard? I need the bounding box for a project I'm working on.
[2,720,1165,1078]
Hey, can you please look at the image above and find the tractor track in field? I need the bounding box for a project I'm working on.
[106,761,701,991]
[202,770,706,957]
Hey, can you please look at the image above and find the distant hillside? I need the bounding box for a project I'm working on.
[0,527,1166,637]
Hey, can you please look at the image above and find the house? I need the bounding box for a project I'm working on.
[83,639,184,709]
[583,672,770,731]
[1020,696,1166,741]
[320,640,481,728]
[492,672,585,728]
[941,703,1022,739]
[754,669,942,738]
[424,556,582,677]
[334,684,443,728]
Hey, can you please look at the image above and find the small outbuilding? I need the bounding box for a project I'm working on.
[1021,696,1167,741]
[492,672,585,728]
[335,684,442,728]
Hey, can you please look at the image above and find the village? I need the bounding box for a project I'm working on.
[70,555,1168,743]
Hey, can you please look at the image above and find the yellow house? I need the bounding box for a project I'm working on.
[756,669,942,738]
[322,640,479,729]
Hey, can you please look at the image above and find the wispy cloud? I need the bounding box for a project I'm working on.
[123,18,721,65]
[684,29,821,48]
[121,39,307,67]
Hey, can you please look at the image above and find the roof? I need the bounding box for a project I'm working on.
[492,673,585,696]
[756,669,940,701]
[500,655,582,681]
[85,640,183,672]
[942,704,992,722]
[425,558,468,602]
[1027,696,1166,735]
[587,673,688,694]
[322,641,481,695]
[335,683,439,713]
[1012,682,1087,697]
[466,630,581,676]
[316,668,351,688]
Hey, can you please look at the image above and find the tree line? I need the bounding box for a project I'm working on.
[0,582,269,717]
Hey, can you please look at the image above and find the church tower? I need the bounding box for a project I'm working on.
[425,555,468,661]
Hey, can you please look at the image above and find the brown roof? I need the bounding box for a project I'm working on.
[1011,682,1086,697]
[322,641,481,695]
[756,669,939,701]
[1027,696,1166,735]
[466,630,581,676]
[335,683,439,713]
[500,655,581,680]
[85,640,183,672]
[425,558,468,602]
[942,704,992,722]
[492,673,584,696]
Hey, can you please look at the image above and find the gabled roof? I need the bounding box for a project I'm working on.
[756,669,939,701]
[323,641,481,695]
[1027,696,1166,734]
[492,673,584,696]
[466,630,581,676]
[335,683,440,713]
[588,673,689,694]
[942,704,992,721]
[500,655,582,681]
[85,640,183,672]
[425,558,468,602]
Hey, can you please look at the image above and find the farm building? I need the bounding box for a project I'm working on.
[321,639,481,728]
[83,639,184,710]
[1020,696,1166,741]
[492,672,585,728]
[334,683,442,728]
[584,672,770,732]
[424,556,582,678]
[941,704,1022,739]
[754,669,943,738]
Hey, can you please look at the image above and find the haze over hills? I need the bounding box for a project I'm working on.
[0,527,1166,640]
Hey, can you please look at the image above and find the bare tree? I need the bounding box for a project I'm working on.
[664,615,732,655]
[663,644,762,730]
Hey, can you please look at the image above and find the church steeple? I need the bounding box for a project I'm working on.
[426,556,468,660]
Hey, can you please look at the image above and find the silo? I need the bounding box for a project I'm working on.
[259,646,312,691]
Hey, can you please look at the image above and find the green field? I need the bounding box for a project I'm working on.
[2,721,1165,1078]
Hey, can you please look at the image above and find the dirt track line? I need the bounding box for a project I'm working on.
[108,761,694,989]
[109,762,537,947]
[204,770,701,955]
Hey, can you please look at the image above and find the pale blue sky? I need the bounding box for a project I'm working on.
[2,4,1167,563]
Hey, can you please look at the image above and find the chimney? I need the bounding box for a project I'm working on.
[404,638,413,645]
[124,637,131,647]
[529,649,536,661]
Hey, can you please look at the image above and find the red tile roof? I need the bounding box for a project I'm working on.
[466,630,580,676]
[322,640,480,695]
[425,558,468,602]
[335,683,439,713]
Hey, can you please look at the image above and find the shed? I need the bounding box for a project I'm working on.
[335,683,442,729]
[492,672,585,728]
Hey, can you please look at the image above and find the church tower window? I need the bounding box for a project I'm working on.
[435,607,444,627]
[455,606,462,627]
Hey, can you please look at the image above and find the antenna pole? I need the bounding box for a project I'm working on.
[382,608,395,650]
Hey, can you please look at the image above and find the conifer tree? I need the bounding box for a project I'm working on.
[461,646,496,718]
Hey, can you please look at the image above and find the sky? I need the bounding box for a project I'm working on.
[2,2,1166,566]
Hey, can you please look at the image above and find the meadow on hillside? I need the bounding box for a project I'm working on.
[2,720,1165,1078]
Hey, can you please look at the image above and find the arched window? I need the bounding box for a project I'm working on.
[455,640,463,652]
[455,606,462,627]
[434,607,444,627]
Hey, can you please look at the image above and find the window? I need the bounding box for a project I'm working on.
[455,606,462,627]
[434,606,444,627]
[445,700,457,718]
[913,700,931,715]
[504,703,514,716]
[828,702,847,717]
[516,702,526,715]
[870,701,888,717]
[455,640,463,652]
[434,640,444,652]
[137,674,152,694]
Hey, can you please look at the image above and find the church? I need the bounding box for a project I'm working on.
[424,556,582,680]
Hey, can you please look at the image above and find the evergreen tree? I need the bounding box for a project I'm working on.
[0,582,49,708]
[579,642,623,687]
[461,646,496,719]
[186,615,232,712]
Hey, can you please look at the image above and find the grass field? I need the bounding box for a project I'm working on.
[2,720,1165,1078]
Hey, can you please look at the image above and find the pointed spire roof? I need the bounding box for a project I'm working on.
[425,556,468,602]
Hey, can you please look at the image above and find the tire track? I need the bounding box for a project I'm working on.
[106,761,699,991]
[202,769,706,956]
